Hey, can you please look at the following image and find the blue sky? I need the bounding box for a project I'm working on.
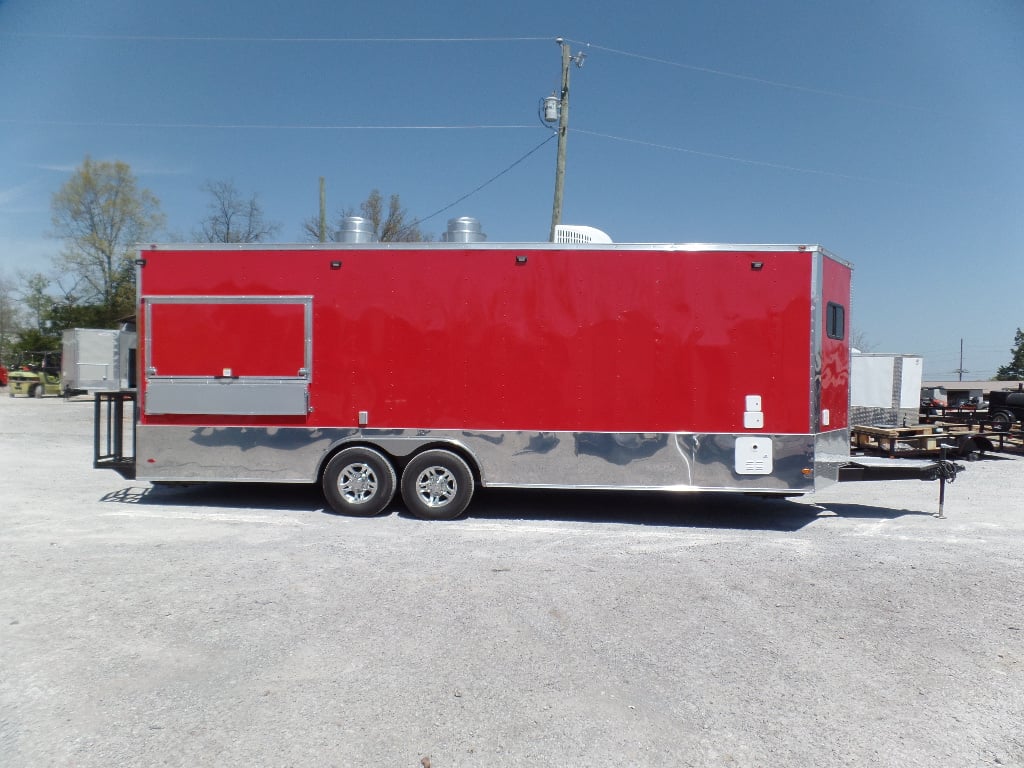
[1,0,1022,379]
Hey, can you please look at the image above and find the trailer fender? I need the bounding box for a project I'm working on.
[973,435,996,454]
[955,434,976,459]
[956,434,993,459]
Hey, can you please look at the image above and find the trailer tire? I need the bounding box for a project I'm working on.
[401,449,474,521]
[990,411,1013,432]
[322,447,397,517]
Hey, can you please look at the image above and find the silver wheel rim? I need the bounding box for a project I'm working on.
[415,466,457,508]
[338,462,379,504]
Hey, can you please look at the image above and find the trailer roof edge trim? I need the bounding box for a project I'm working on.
[137,240,842,259]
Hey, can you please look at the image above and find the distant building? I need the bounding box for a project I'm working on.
[921,380,1024,409]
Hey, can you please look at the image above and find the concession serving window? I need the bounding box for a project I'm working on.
[143,296,313,416]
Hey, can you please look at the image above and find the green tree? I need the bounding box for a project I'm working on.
[46,301,113,332]
[50,156,164,322]
[303,188,429,242]
[46,271,117,330]
[8,273,62,356]
[194,179,279,243]
[11,328,60,357]
[18,273,54,336]
[994,328,1024,380]
[0,273,21,365]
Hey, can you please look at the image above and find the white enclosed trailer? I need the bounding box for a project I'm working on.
[850,352,924,427]
[61,328,137,397]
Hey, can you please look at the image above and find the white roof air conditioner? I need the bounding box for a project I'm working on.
[554,225,613,244]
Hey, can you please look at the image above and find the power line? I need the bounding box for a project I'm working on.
[574,128,939,189]
[566,39,939,115]
[2,30,946,115]
[0,118,536,131]
[0,115,948,190]
[2,33,550,43]
[407,134,556,230]
[0,32,971,190]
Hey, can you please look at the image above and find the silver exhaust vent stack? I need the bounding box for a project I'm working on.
[339,216,378,243]
[442,216,486,243]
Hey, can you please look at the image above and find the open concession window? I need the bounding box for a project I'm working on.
[143,296,312,416]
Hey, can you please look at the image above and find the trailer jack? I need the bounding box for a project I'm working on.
[837,448,965,518]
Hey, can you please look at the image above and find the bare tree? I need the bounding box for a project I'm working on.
[195,180,280,243]
[301,212,334,241]
[302,187,429,242]
[50,156,164,319]
[361,189,427,242]
[850,329,875,353]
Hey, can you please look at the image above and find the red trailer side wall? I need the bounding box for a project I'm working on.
[820,254,852,430]
[139,247,820,435]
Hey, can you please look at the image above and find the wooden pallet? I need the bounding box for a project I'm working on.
[851,422,1024,458]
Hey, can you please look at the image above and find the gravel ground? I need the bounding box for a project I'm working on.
[1,392,1023,768]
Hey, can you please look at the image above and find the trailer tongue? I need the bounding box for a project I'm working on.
[92,226,963,519]
[837,454,964,518]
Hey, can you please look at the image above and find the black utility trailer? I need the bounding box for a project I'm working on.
[987,389,1024,431]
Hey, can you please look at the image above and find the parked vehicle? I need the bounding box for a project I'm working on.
[8,352,62,398]
[920,386,948,415]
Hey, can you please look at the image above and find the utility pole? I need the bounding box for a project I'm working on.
[546,38,585,242]
[318,177,327,243]
[955,337,968,381]
[549,39,571,242]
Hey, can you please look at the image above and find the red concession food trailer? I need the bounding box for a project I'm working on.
[95,232,943,520]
